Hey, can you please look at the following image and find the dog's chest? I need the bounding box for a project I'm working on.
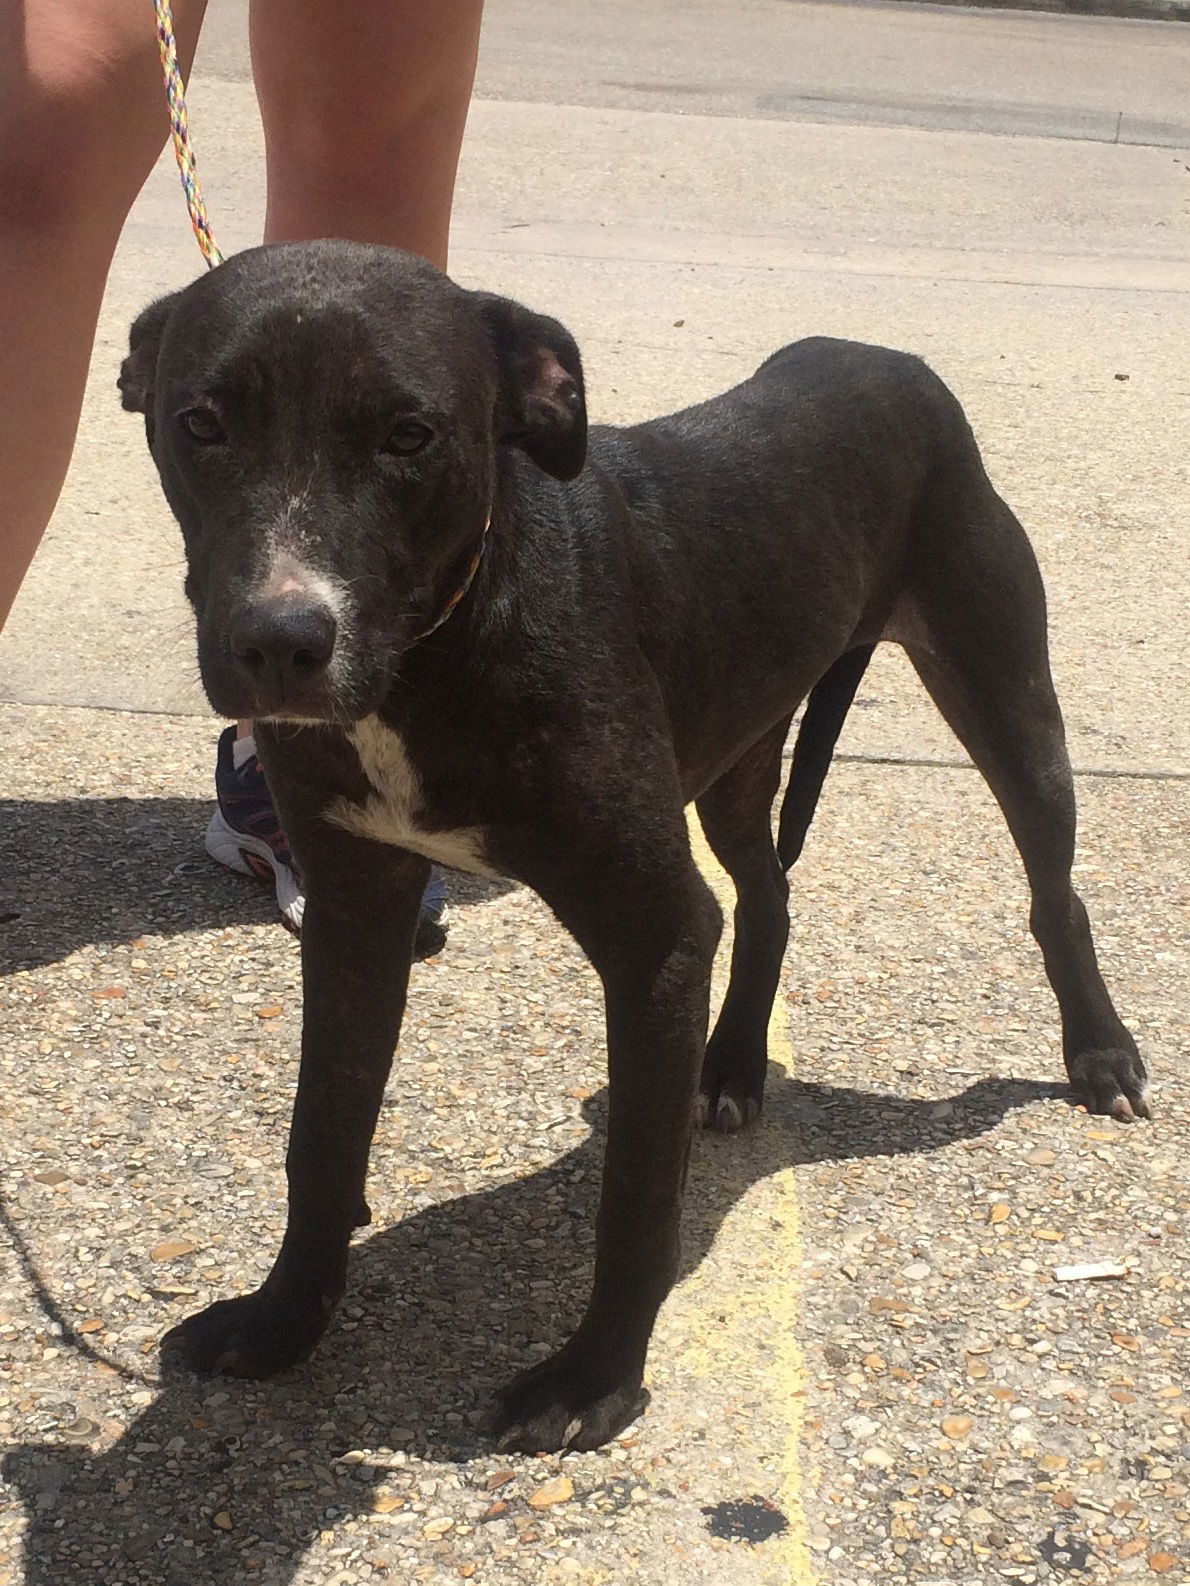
[325,716,499,877]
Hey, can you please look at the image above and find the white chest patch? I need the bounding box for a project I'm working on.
[325,715,499,877]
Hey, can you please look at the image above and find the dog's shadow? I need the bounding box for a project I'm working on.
[1,1072,1064,1584]
[1,793,1067,1577]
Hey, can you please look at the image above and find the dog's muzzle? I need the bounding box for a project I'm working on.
[224,594,339,717]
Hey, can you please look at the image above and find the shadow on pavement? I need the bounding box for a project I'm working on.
[0,798,514,973]
[1,1074,1064,1584]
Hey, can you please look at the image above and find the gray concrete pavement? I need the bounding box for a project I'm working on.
[1,2,1187,1583]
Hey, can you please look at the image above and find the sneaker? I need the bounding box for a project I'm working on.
[206,727,305,930]
[206,726,450,956]
[414,865,450,959]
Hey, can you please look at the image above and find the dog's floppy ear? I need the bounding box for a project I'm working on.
[472,292,587,481]
[118,292,181,436]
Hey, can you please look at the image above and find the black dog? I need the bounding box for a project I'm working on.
[119,241,1150,1453]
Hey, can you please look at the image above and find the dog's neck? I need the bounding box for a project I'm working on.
[411,508,493,642]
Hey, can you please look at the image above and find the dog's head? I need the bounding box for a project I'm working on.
[119,242,586,722]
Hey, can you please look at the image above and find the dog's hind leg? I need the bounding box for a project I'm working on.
[695,717,793,1132]
[904,488,1149,1120]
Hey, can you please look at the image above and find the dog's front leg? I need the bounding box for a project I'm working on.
[163,829,427,1378]
[491,844,722,1453]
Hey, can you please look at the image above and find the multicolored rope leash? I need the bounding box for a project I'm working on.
[154,0,223,267]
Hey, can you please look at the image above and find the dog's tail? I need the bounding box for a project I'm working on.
[776,644,876,870]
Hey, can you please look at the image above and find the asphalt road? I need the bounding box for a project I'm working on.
[204,0,1190,145]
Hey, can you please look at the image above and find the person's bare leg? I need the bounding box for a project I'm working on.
[0,0,207,631]
[249,0,484,269]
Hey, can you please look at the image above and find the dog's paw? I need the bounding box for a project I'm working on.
[487,1350,648,1454]
[161,1289,329,1379]
[696,1085,761,1134]
[698,1034,766,1133]
[1067,1047,1151,1122]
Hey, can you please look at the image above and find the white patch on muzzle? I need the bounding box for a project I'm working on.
[248,541,355,713]
[256,549,349,627]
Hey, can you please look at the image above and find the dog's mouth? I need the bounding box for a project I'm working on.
[205,676,361,727]
[200,669,365,727]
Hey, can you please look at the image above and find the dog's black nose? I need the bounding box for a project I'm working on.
[230,600,337,680]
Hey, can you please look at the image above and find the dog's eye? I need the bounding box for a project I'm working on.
[178,407,226,444]
[380,421,432,458]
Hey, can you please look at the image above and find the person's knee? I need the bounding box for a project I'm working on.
[0,66,164,237]
[266,82,466,205]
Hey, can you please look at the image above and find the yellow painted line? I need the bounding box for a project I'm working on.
[687,811,816,1585]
